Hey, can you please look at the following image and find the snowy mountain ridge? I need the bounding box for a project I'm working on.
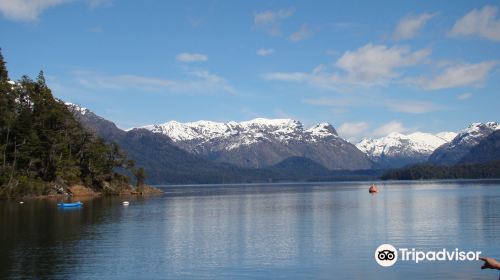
[356,131,457,158]
[139,118,339,148]
[447,122,500,148]
[66,102,498,170]
[135,118,371,170]
[356,131,457,168]
[428,122,500,165]
[65,102,90,116]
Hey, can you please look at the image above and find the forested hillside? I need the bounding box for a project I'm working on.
[381,161,500,180]
[0,50,140,197]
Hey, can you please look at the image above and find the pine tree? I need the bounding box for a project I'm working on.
[0,48,13,182]
[0,48,8,82]
[135,167,146,187]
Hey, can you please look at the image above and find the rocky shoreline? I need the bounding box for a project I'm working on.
[5,184,162,200]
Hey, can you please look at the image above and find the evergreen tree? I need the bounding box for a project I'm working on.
[134,167,146,187]
[0,48,8,82]
[0,49,144,197]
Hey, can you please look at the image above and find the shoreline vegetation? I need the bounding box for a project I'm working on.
[0,49,160,199]
[381,160,500,180]
[14,184,161,200]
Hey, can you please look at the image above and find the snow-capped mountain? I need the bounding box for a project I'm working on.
[65,102,90,116]
[141,119,337,147]
[138,119,372,170]
[459,130,500,164]
[356,131,457,168]
[66,102,499,172]
[428,122,500,165]
[65,103,259,184]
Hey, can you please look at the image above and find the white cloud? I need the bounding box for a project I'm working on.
[265,43,430,90]
[336,120,416,141]
[303,97,440,114]
[88,0,112,9]
[257,48,274,56]
[413,61,497,90]
[302,97,354,107]
[263,71,310,82]
[274,108,293,119]
[289,24,312,42]
[263,42,495,92]
[325,49,340,56]
[335,44,430,84]
[393,12,436,40]
[337,122,370,138]
[254,8,293,25]
[0,0,68,22]
[254,8,294,35]
[372,120,409,137]
[0,0,109,21]
[450,5,500,41]
[266,68,343,90]
[75,69,235,94]
[385,100,439,114]
[188,69,219,80]
[175,53,208,63]
[188,17,202,28]
[457,92,472,100]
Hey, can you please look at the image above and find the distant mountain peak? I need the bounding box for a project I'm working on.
[138,118,339,144]
[428,121,500,166]
[306,122,338,138]
[240,118,299,127]
[463,122,500,135]
[449,121,500,148]
[65,102,89,116]
[356,131,457,168]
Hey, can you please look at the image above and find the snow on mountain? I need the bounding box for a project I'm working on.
[137,118,372,169]
[141,120,232,142]
[357,132,455,158]
[448,122,500,148]
[428,122,500,165]
[356,131,457,168]
[139,118,338,147]
[306,123,338,140]
[435,132,457,142]
[65,102,89,116]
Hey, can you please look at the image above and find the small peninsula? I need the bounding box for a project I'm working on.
[0,50,158,198]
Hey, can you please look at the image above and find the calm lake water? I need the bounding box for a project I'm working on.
[1,180,499,279]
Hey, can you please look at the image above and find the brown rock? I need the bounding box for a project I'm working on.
[68,185,97,197]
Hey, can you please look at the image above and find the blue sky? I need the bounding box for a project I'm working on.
[0,0,499,141]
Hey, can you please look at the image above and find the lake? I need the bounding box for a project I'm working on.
[1,180,499,279]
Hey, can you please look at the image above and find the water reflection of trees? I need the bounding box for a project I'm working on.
[0,196,128,279]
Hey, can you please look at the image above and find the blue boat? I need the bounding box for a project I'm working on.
[57,201,82,208]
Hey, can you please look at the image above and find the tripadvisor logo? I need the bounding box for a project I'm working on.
[375,244,398,267]
[375,244,482,267]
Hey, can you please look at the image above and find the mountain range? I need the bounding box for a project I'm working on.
[138,119,372,170]
[66,103,379,183]
[66,103,268,184]
[66,103,500,183]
